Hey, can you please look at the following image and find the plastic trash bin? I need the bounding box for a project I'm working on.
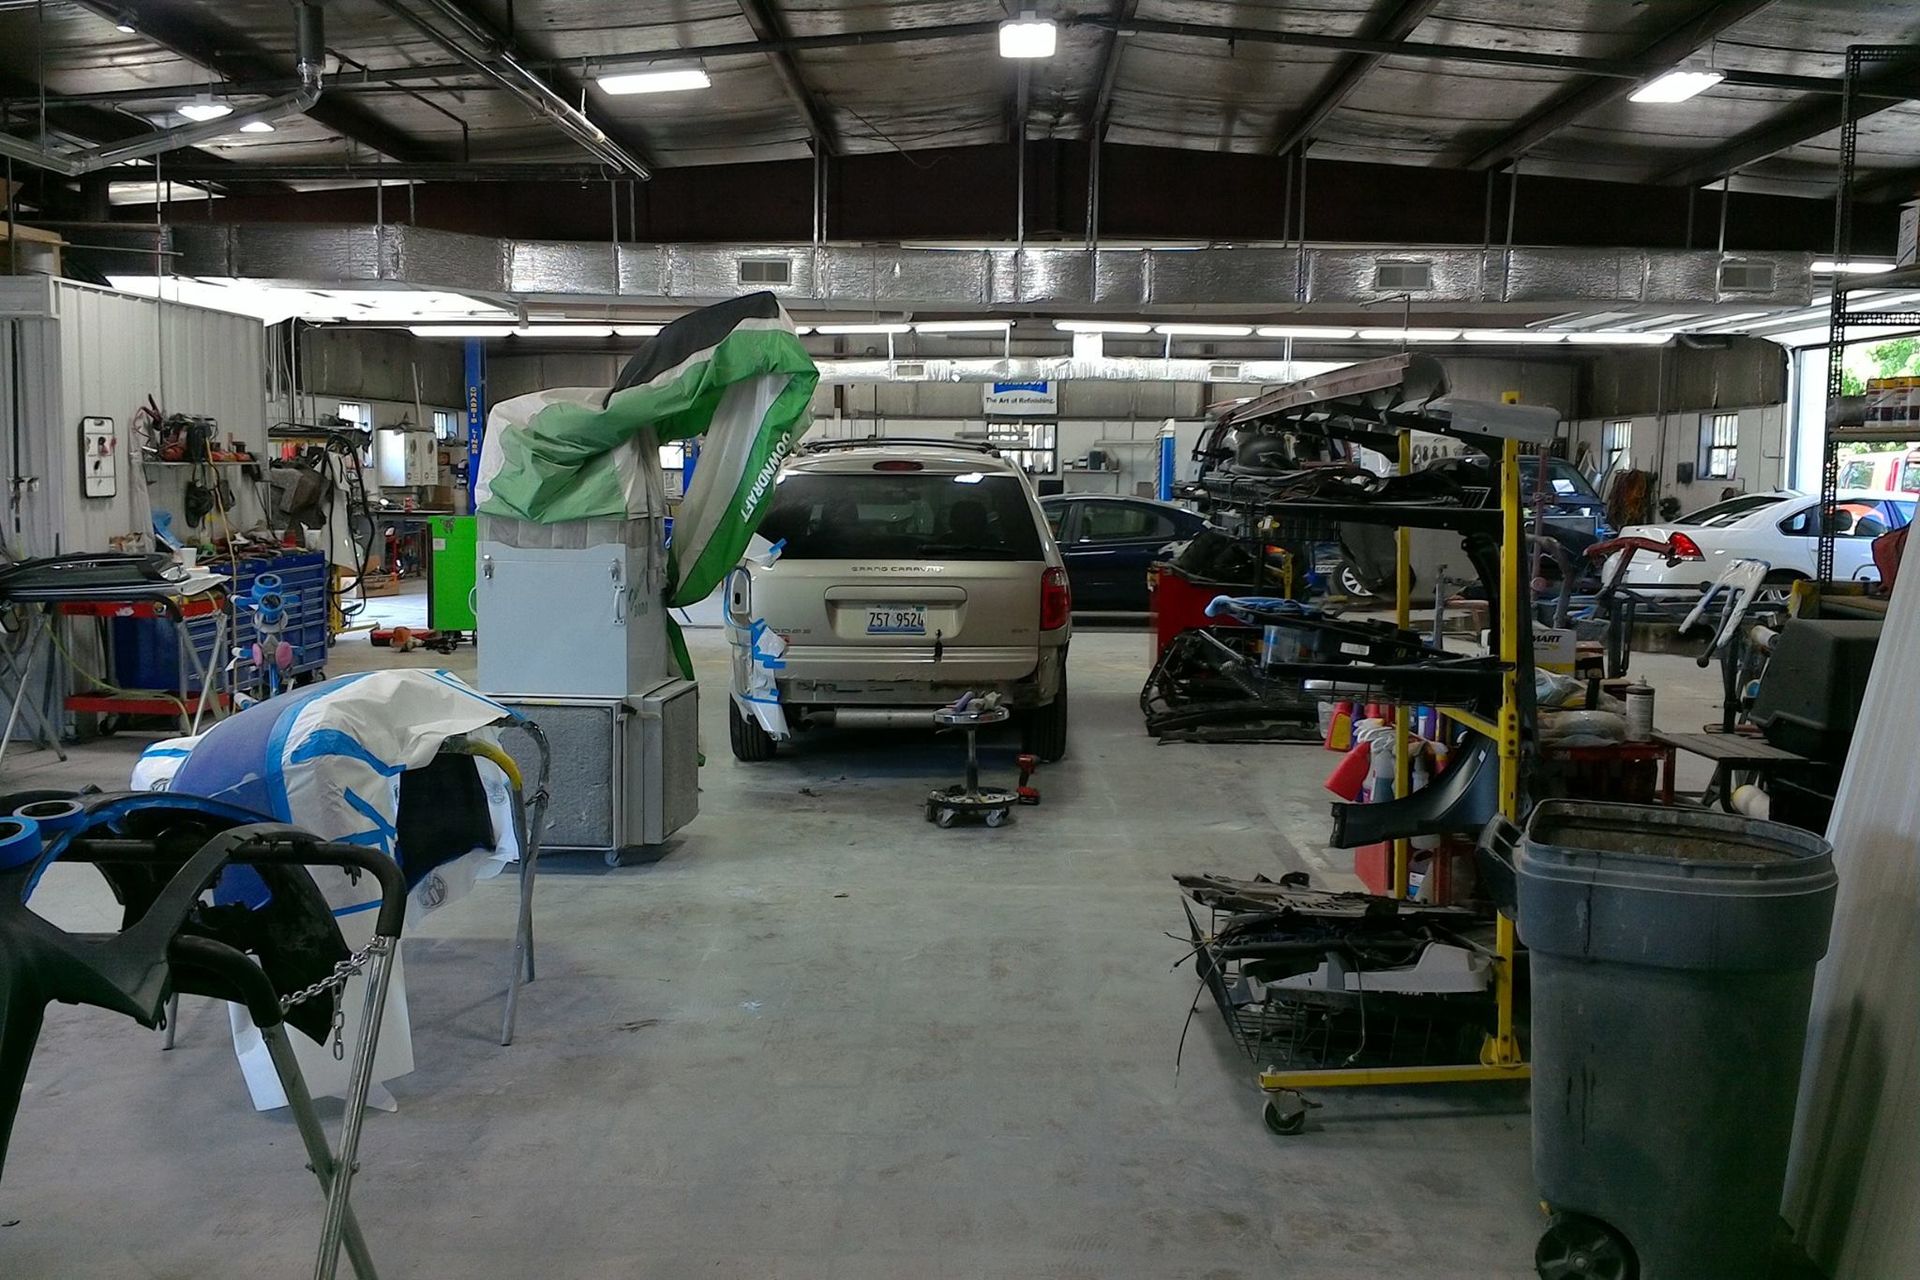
[1480,800,1837,1280]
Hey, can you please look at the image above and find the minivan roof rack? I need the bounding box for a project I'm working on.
[802,436,1002,455]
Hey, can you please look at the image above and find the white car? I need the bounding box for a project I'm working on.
[724,438,1071,762]
[1608,489,1914,601]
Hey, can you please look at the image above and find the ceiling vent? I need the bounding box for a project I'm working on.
[890,362,928,379]
[1374,260,1434,292]
[1719,260,1777,293]
[1208,362,1244,382]
[737,257,793,285]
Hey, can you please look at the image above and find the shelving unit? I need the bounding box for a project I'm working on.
[1818,45,1920,584]
[1181,356,1537,1119]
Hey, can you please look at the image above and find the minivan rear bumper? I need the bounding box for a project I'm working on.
[776,645,1062,707]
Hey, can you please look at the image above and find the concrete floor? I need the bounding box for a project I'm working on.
[0,590,1729,1279]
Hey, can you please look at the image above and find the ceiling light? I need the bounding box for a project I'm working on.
[1154,323,1254,337]
[1812,260,1897,275]
[112,11,136,33]
[409,325,516,338]
[1255,325,1358,339]
[613,324,663,337]
[595,63,710,95]
[998,12,1057,60]
[1629,69,1725,104]
[513,325,613,338]
[813,323,912,335]
[1562,331,1674,345]
[176,97,233,122]
[1357,327,1461,342]
[1461,329,1567,344]
[1054,320,1151,334]
[239,120,276,134]
[912,320,1012,333]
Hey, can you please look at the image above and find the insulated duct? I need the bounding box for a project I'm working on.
[0,3,325,178]
[67,227,1817,313]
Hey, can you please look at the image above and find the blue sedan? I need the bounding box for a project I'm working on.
[1039,495,1211,613]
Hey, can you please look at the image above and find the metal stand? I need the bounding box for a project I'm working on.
[1259,436,1533,1127]
[262,1024,382,1280]
[313,937,397,1280]
[489,719,551,1047]
[926,705,1019,828]
[0,607,68,770]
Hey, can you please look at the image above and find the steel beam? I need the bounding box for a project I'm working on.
[1085,0,1140,141]
[106,160,621,182]
[735,0,840,155]
[1269,0,1441,156]
[71,0,436,162]
[1462,0,1776,171]
[369,0,654,178]
[1651,54,1920,188]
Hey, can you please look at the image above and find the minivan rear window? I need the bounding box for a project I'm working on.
[756,472,1045,561]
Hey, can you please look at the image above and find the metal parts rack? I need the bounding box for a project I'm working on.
[1818,46,1920,585]
[1179,355,1542,1128]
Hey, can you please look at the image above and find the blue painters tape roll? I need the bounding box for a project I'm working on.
[14,799,84,836]
[0,816,42,870]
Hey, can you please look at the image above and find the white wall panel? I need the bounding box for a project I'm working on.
[46,282,267,551]
[1785,563,1920,1275]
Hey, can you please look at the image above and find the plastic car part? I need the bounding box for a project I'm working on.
[1328,734,1500,849]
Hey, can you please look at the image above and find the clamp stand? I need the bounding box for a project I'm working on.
[926,705,1018,828]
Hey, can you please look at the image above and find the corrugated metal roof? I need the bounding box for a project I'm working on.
[0,0,1911,192]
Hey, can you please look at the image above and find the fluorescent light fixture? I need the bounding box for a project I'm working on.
[1357,327,1461,342]
[239,120,276,134]
[514,325,613,338]
[1812,260,1897,275]
[1154,323,1254,337]
[613,324,664,337]
[1256,325,1358,339]
[1054,320,1151,334]
[112,12,136,32]
[1461,329,1567,344]
[596,63,710,95]
[998,12,1057,59]
[1629,69,1725,104]
[1563,331,1674,345]
[813,322,912,335]
[912,320,1012,333]
[177,97,233,122]
[409,325,516,338]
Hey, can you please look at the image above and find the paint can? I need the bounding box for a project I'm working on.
[1625,683,1655,742]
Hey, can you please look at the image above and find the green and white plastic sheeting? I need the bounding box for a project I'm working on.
[475,293,818,674]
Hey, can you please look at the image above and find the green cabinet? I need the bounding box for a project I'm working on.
[427,515,478,632]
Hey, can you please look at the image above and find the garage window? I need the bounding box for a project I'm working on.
[1602,420,1631,471]
[1698,413,1737,480]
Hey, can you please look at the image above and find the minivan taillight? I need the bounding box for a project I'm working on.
[1668,532,1704,562]
[1041,566,1071,630]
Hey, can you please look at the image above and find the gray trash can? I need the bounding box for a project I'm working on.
[1481,800,1837,1280]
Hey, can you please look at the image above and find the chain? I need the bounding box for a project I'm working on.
[278,943,379,1014]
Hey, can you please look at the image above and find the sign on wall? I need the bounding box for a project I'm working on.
[983,380,1057,416]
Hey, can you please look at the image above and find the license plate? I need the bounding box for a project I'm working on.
[866,605,927,635]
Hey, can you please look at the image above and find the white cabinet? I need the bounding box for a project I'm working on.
[375,428,436,487]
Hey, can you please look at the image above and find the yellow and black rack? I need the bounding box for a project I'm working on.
[1194,355,1538,1130]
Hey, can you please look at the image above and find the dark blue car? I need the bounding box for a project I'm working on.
[1040,495,1211,613]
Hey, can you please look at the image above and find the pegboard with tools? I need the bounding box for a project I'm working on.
[79,416,117,498]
